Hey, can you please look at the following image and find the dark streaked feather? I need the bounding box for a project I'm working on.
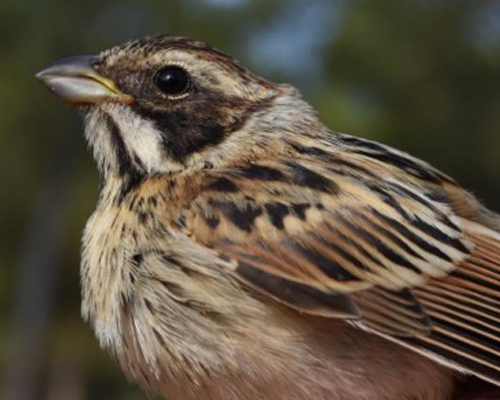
[403,224,500,385]
[178,136,500,385]
[234,260,360,318]
[354,288,431,336]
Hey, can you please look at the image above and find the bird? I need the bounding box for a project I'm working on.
[36,35,500,400]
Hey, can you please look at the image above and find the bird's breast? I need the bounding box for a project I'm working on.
[79,179,455,400]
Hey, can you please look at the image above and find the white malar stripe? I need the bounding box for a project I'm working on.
[109,107,167,174]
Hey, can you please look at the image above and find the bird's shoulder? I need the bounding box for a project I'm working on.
[164,133,500,385]
[174,133,473,299]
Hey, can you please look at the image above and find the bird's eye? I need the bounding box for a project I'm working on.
[155,66,191,97]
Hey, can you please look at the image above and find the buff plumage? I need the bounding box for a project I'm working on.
[36,35,500,400]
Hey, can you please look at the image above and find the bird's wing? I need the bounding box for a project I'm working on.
[177,135,500,385]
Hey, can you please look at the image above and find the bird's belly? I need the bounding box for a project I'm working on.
[124,313,455,400]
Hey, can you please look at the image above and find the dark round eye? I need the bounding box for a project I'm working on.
[155,66,191,96]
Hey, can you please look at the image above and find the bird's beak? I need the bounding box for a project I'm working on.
[36,55,134,105]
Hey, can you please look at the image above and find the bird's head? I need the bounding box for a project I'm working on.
[37,35,322,186]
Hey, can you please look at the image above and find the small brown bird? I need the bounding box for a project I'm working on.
[36,35,500,400]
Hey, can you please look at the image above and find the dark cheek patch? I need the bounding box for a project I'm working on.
[158,110,226,161]
[132,92,250,163]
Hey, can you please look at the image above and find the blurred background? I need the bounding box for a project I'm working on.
[1,0,500,399]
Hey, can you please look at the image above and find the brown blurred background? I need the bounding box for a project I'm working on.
[1,0,500,399]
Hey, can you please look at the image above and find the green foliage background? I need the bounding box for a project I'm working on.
[0,0,499,398]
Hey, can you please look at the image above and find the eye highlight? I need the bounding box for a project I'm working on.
[155,66,191,97]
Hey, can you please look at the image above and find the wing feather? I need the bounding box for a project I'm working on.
[178,141,500,384]
[402,222,500,384]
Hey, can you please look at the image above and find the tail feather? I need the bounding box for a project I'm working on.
[398,220,500,385]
